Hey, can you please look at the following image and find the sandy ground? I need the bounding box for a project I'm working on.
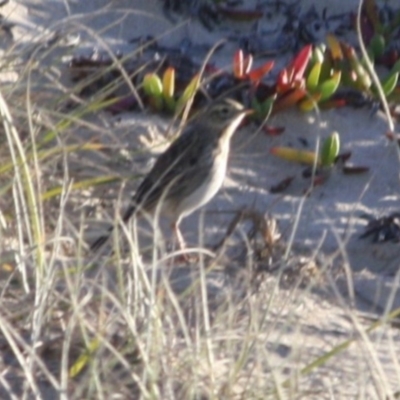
[15,0,398,296]
[2,0,400,396]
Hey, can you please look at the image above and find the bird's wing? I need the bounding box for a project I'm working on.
[123,124,215,221]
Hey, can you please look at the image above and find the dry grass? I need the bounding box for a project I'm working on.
[0,3,400,400]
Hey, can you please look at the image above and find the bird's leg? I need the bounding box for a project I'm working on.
[171,222,196,263]
[172,222,186,250]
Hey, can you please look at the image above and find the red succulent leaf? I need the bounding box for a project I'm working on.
[276,69,290,92]
[289,45,313,82]
[276,45,311,93]
[263,125,285,136]
[233,49,244,78]
[246,60,274,83]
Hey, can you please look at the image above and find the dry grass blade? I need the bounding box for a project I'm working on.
[0,1,399,398]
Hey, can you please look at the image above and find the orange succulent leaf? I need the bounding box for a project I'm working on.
[276,70,305,93]
[233,49,244,77]
[270,146,318,165]
[298,93,322,111]
[162,67,175,99]
[341,43,359,66]
[273,88,307,112]
[326,34,343,60]
[341,44,372,90]
[247,60,274,83]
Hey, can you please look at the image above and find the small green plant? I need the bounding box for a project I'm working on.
[270,132,340,168]
[252,42,342,115]
[142,67,200,113]
[270,131,369,189]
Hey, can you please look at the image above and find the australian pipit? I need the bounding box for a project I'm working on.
[90,98,250,252]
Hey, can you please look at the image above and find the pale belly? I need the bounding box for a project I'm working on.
[167,157,227,223]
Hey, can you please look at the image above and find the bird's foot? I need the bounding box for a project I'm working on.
[173,252,199,265]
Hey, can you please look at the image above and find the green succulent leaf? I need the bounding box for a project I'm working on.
[391,59,400,74]
[321,131,340,167]
[311,45,325,65]
[319,71,341,101]
[251,97,262,117]
[307,62,322,91]
[176,73,200,113]
[260,96,275,117]
[143,73,163,97]
[368,34,385,59]
[381,72,399,96]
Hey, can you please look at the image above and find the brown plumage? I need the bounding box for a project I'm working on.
[90,98,249,251]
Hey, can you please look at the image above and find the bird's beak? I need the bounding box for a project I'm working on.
[244,109,254,116]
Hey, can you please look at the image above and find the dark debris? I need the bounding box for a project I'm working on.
[360,212,400,243]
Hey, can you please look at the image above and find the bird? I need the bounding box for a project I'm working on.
[90,98,250,252]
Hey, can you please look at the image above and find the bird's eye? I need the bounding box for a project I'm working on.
[218,106,230,117]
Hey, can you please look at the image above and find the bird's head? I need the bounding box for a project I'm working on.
[203,98,252,139]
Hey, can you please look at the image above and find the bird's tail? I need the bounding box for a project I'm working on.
[90,226,113,251]
[90,203,137,251]
[122,204,136,223]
